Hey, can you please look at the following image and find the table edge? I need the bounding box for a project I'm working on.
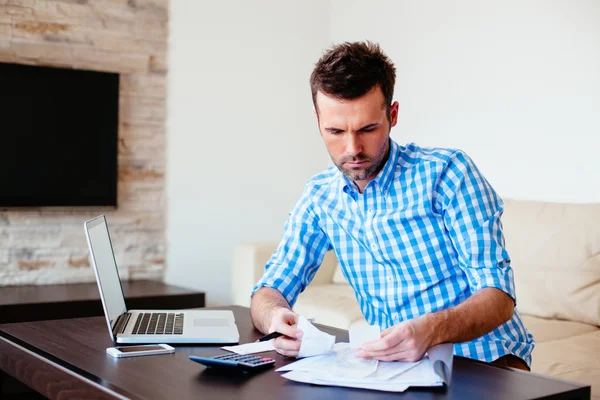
[0,329,138,399]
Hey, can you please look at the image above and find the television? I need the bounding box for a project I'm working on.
[0,62,119,207]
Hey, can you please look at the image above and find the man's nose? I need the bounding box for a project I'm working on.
[345,134,363,157]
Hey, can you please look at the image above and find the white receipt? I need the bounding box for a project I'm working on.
[297,316,335,358]
[349,325,381,350]
[221,340,275,355]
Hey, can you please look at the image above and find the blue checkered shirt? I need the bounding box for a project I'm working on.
[253,139,535,366]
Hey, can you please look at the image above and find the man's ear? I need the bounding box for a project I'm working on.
[389,101,399,127]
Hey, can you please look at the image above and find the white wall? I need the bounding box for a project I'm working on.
[167,1,331,304]
[330,0,600,203]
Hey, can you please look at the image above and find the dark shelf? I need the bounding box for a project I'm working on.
[0,280,205,324]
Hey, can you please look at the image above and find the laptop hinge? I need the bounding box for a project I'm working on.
[112,312,132,336]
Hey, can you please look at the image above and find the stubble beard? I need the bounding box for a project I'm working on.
[334,139,390,182]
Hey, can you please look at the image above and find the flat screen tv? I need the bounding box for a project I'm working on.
[0,62,119,207]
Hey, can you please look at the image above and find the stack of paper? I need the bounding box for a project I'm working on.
[278,320,454,393]
[277,342,453,392]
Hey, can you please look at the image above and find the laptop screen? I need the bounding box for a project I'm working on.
[85,216,127,327]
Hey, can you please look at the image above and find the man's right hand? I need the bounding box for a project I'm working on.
[269,307,303,357]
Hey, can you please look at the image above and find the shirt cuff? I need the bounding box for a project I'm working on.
[251,278,299,308]
[465,262,517,304]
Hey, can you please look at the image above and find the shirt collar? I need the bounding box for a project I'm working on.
[341,138,400,196]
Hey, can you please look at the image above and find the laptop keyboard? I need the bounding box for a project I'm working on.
[131,312,184,335]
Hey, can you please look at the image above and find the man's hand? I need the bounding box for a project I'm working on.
[354,314,435,362]
[269,307,303,357]
[250,287,304,357]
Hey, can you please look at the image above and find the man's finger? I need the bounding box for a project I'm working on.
[360,338,416,356]
[376,349,424,363]
[355,342,402,358]
[273,309,298,325]
[381,326,394,337]
[373,350,414,362]
[361,332,404,352]
[360,345,425,363]
[273,336,301,352]
[275,347,299,358]
[281,312,299,325]
[270,321,303,339]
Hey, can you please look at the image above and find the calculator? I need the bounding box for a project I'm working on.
[189,354,276,373]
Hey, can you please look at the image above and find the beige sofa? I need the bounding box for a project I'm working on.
[232,199,600,398]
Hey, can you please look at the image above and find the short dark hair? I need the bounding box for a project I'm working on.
[310,41,396,116]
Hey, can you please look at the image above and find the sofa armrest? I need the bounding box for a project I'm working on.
[231,241,339,307]
[231,242,277,307]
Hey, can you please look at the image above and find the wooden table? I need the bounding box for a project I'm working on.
[0,306,591,400]
[0,280,206,324]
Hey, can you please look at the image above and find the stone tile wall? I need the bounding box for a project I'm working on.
[0,0,168,285]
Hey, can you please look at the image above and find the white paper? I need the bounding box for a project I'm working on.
[331,345,379,378]
[276,349,337,373]
[427,342,454,384]
[282,370,410,393]
[349,325,381,350]
[221,340,275,355]
[277,342,453,391]
[297,316,335,358]
[278,343,419,382]
[386,357,443,386]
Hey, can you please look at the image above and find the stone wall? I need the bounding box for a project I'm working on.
[0,0,168,285]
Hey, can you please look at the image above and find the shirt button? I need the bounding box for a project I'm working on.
[387,276,394,283]
[371,244,377,250]
[368,208,374,213]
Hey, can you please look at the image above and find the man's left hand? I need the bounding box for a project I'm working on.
[354,314,436,362]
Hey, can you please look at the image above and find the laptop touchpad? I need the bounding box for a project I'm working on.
[193,318,229,327]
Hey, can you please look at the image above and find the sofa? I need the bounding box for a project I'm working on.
[232,199,600,398]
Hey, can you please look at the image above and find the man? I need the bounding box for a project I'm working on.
[250,41,534,370]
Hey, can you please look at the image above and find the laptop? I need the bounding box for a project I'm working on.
[84,215,240,344]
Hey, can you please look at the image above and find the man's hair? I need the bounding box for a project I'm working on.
[310,41,396,117]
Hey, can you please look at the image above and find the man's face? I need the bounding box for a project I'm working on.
[315,86,399,189]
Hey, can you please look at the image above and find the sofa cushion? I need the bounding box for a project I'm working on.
[502,200,600,327]
[531,330,600,399]
[521,314,599,343]
[294,284,364,330]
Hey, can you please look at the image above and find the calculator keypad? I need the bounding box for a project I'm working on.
[214,354,275,367]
